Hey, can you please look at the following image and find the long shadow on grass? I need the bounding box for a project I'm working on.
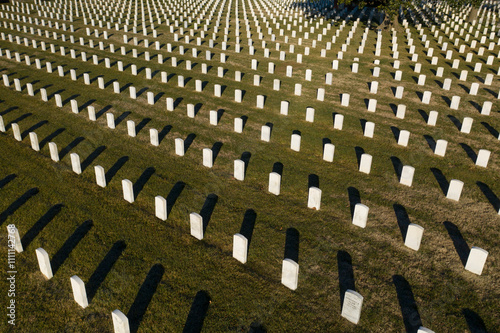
[459,143,477,163]
[308,174,319,189]
[5,113,32,130]
[348,187,361,218]
[390,156,403,179]
[135,118,151,135]
[476,181,500,213]
[239,209,256,252]
[133,167,155,200]
[183,290,211,333]
[21,120,48,139]
[447,115,462,131]
[86,240,126,302]
[127,264,165,333]
[115,112,131,127]
[248,322,267,332]
[393,204,410,241]
[393,275,422,333]
[337,250,355,309]
[0,187,39,225]
[462,308,488,333]
[211,142,223,164]
[158,125,172,144]
[96,105,112,119]
[390,126,400,142]
[284,228,299,263]
[81,146,106,172]
[481,122,499,139]
[105,156,129,184]
[0,174,16,189]
[443,221,470,267]
[21,203,64,249]
[423,135,436,151]
[166,181,185,216]
[59,137,84,159]
[51,220,93,275]
[430,168,449,195]
[241,152,251,175]
[200,193,218,233]
[184,133,196,153]
[39,128,65,149]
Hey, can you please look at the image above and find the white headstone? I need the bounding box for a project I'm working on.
[364,122,375,138]
[234,118,243,133]
[481,101,492,115]
[261,125,271,142]
[155,195,167,220]
[70,275,88,308]
[112,309,130,333]
[232,233,248,264]
[341,290,363,324]
[400,166,415,186]
[404,223,424,251]
[465,247,488,275]
[269,172,281,195]
[359,154,372,174]
[203,148,213,168]
[49,142,59,162]
[190,212,203,240]
[94,165,106,187]
[446,179,464,201]
[7,224,23,252]
[281,259,299,290]
[334,114,344,130]
[352,204,369,228]
[461,117,473,134]
[122,179,134,203]
[280,101,289,115]
[11,123,21,141]
[291,134,301,152]
[35,248,53,279]
[341,94,350,106]
[70,153,82,174]
[29,132,39,151]
[307,187,321,210]
[323,144,335,162]
[106,113,115,129]
[175,138,185,156]
[234,159,245,181]
[476,149,491,168]
[434,140,448,157]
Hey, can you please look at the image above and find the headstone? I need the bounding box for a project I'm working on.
[428,111,438,126]
[175,138,185,156]
[11,123,21,141]
[234,159,245,181]
[341,290,363,324]
[434,140,448,157]
[233,233,248,264]
[94,165,106,187]
[306,108,315,122]
[476,149,491,168]
[364,122,375,138]
[122,179,134,203]
[6,224,23,252]
[352,203,369,228]
[106,113,115,129]
[446,179,464,201]
[334,114,344,130]
[465,247,488,275]
[70,153,82,174]
[367,99,377,112]
[256,95,265,109]
[234,118,243,133]
[70,275,88,308]
[155,196,167,220]
[49,142,59,162]
[359,154,372,174]
[405,224,424,251]
[400,166,415,186]
[291,134,301,152]
[55,94,63,107]
[147,92,154,105]
[395,86,404,99]
[111,309,130,333]
[203,148,213,168]
[281,259,299,290]
[261,125,271,142]
[29,132,39,151]
[269,172,281,195]
[323,144,335,162]
[280,101,289,115]
[307,187,322,210]
[35,248,53,279]
[422,91,431,104]
[190,212,203,240]
[461,117,473,133]
[481,101,492,115]
[341,94,350,106]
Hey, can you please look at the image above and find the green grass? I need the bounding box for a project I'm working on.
[0,1,500,332]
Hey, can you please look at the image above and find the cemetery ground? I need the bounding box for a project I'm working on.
[0,0,500,331]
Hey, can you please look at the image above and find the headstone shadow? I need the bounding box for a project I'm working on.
[158,125,172,143]
[239,209,257,250]
[127,264,165,333]
[200,194,218,233]
[21,120,48,139]
[183,290,211,333]
[348,187,361,218]
[392,275,422,333]
[0,174,16,189]
[39,128,65,149]
[447,115,462,130]
[0,187,39,225]
[86,240,126,302]
[105,156,129,184]
[184,133,196,153]
[423,135,436,151]
[211,142,223,163]
[59,137,85,159]
[166,181,185,216]
[6,113,32,130]
[21,203,64,249]
[81,146,106,172]
[462,308,488,333]
[476,181,500,213]
[481,122,499,138]
[430,167,449,195]
[390,156,403,179]
[459,143,477,163]
[51,220,93,275]
[284,228,299,263]
[133,167,155,200]
[115,111,131,126]
[443,221,470,266]
[393,204,410,241]
[135,118,151,134]
[337,250,355,308]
